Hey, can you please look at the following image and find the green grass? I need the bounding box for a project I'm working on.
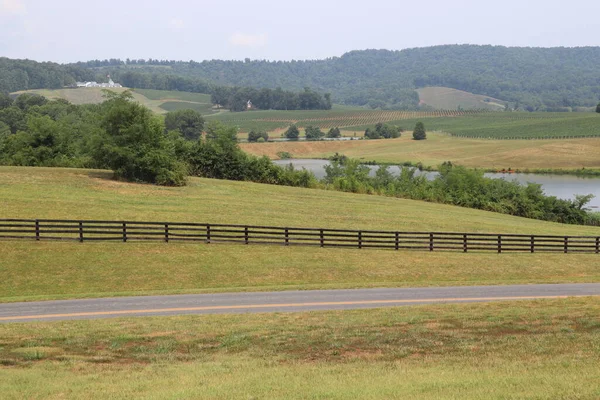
[158,101,215,114]
[0,166,599,302]
[1,298,599,399]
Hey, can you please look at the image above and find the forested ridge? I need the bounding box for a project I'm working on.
[3,45,600,110]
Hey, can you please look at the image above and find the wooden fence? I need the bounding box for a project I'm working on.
[0,219,599,254]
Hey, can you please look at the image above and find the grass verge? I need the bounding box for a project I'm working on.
[0,298,599,399]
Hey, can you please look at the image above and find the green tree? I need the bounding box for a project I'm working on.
[596,103,600,113]
[327,127,341,138]
[94,91,186,186]
[413,121,426,140]
[164,109,204,141]
[0,92,13,109]
[284,124,300,140]
[305,125,324,140]
[247,129,269,142]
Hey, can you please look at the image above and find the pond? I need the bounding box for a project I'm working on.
[274,159,600,209]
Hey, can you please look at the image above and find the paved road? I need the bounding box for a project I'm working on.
[1,283,599,323]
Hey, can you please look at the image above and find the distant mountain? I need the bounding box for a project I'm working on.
[3,45,600,111]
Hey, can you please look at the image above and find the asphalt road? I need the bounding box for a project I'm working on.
[1,283,599,323]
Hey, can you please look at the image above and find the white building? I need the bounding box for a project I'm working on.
[76,75,122,88]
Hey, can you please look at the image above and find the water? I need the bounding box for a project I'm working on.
[274,159,600,209]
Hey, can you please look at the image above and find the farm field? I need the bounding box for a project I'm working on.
[1,166,599,302]
[210,108,477,133]
[1,298,599,399]
[241,132,600,170]
[416,86,506,110]
[11,88,217,115]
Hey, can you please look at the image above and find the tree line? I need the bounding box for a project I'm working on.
[4,45,600,111]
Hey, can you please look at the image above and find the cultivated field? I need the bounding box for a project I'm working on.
[241,132,600,170]
[210,108,478,133]
[416,86,507,110]
[1,298,599,399]
[11,88,216,115]
[1,166,599,302]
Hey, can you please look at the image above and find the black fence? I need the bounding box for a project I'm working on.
[0,219,599,254]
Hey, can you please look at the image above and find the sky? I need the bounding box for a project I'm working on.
[1,0,599,63]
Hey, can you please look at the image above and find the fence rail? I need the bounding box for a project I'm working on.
[1,219,599,254]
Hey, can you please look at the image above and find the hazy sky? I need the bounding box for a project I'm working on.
[1,0,599,63]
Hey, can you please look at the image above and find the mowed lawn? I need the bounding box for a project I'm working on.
[0,167,599,302]
[1,298,599,399]
[241,133,600,170]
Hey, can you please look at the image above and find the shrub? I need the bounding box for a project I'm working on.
[413,122,426,140]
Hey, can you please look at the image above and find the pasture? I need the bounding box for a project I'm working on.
[1,298,599,399]
[0,166,599,302]
[241,132,600,170]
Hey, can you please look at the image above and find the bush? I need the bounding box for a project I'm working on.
[247,129,269,142]
[364,123,401,139]
[327,127,341,138]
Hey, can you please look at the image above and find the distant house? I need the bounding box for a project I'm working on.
[247,100,253,110]
[75,75,122,88]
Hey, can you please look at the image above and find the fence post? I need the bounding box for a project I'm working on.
[530,236,534,253]
[358,231,362,249]
[79,221,84,243]
[35,219,40,241]
[206,224,211,244]
[429,233,434,252]
[285,228,289,246]
[164,223,169,243]
[596,237,599,254]
[122,222,127,242]
[463,234,467,253]
[564,237,568,254]
[395,232,399,251]
[497,235,502,254]
[320,229,324,248]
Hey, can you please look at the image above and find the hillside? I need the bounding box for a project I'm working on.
[416,87,507,110]
[10,88,216,115]
[3,45,600,111]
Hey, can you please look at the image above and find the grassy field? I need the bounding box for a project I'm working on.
[416,87,506,110]
[0,167,599,302]
[11,88,216,115]
[241,132,600,169]
[1,298,599,399]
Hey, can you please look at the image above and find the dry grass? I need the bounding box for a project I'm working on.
[241,132,600,169]
[1,298,599,399]
[416,87,506,110]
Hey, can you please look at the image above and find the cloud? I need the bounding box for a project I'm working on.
[0,0,26,15]
[229,32,267,48]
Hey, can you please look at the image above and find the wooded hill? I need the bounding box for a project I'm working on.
[2,45,600,111]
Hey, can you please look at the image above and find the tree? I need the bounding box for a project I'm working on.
[164,109,204,141]
[327,127,341,138]
[413,122,426,140]
[596,103,600,113]
[247,129,268,142]
[0,92,13,109]
[284,124,299,140]
[305,125,324,140]
[94,91,186,186]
